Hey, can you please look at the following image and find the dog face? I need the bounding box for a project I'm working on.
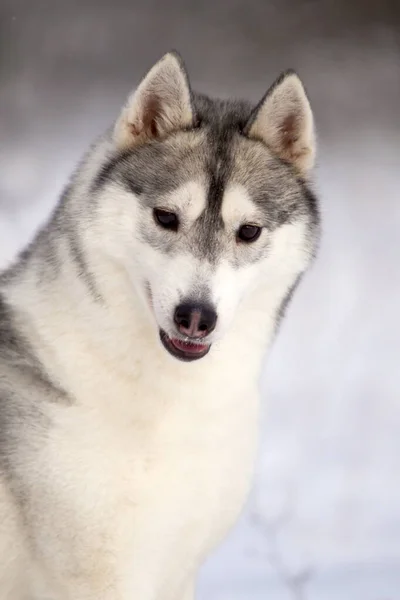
[92,52,319,361]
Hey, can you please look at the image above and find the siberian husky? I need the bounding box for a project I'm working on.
[0,51,320,599]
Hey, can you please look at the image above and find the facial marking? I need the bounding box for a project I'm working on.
[160,180,207,222]
[221,184,262,230]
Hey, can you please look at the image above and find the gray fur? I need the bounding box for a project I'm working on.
[0,64,319,414]
[0,295,69,492]
[0,69,320,463]
[92,93,318,266]
[0,54,320,599]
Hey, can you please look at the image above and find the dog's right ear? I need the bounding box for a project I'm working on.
[114,51,194,150]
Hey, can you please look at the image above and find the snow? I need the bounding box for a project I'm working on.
[1,137,399,599]
[1,9,399,593]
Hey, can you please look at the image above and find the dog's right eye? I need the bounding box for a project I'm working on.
[153,209,179,232]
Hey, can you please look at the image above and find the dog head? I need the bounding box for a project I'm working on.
[91,52,319,362]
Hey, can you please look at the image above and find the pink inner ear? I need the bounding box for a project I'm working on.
[142,95,161,138]
[129,94,162,139]
[280,114,300,149]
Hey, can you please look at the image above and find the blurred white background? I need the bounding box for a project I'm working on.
[1,1,400,598]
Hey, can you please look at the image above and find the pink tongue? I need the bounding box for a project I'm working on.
[171,338,208,354]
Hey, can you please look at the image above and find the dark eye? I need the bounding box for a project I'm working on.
[237,224,262,243]
[153,209,179,231]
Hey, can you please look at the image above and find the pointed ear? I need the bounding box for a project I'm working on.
[244,70,316,176]
[114,51,194,150]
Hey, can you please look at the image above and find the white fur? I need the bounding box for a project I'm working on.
[161,180,207,222]
[1,193,308,600]
[221,183,261,227]
[0,60,315,600]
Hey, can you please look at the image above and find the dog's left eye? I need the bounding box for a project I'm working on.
[154,209,179,231]
[237,224,262,243]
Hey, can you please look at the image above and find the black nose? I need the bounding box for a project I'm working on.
[174,303,218,338]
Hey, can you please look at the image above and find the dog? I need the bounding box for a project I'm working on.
[0,51,320,599]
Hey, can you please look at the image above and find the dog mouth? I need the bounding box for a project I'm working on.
[159,329,211,362]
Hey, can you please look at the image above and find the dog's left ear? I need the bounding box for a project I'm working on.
[114,51,194,150]
[244,70,315,176]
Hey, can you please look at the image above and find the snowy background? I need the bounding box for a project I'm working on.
[1,1,400,598]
